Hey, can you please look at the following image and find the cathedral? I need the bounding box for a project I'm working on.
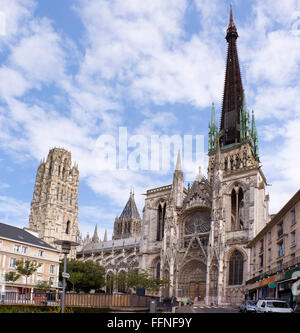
[28,9,271,305]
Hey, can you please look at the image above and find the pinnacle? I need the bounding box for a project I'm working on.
[175,149,182,171]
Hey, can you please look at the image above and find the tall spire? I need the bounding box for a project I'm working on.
[220,5,243,146]
[209,102,218,153]
[103,229,107,242]
[251,110,259,158]
[92,224,100,243]
[175,149,182,171]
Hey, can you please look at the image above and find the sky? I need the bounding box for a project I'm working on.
[0,0,300,241]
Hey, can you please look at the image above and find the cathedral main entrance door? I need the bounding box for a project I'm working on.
[189,282,206,300]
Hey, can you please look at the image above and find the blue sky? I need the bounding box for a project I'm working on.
[1,0,300,240]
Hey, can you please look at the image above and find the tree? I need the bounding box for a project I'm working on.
[35,280,53,293]
[4,271,21,284]
[68,271,84,292]
[59,259,106,292]
[126,269,170,294]
[15,259,41,292]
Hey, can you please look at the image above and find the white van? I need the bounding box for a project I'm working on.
[256,299,293,313]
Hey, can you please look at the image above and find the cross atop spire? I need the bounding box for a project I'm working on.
[226,4,238,41]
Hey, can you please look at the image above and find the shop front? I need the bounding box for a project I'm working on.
[277,268,300,307]
[257,276,277,299]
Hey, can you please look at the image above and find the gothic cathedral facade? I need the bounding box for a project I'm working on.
[139,8,270,305]
[28,9,271,305]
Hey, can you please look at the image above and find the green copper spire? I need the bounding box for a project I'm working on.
[208,102,218,153]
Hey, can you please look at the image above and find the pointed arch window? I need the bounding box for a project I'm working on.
[228,250,244,285]
[157,202,166,241]
[156,262,161,279]
[231,185,244,231]
[66,221,71,234]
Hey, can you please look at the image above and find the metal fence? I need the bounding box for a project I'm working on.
[0,292,158,309]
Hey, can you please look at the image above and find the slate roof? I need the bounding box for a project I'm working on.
[0,222,57,250]
[119,193,141,220]
[78,236,140,253]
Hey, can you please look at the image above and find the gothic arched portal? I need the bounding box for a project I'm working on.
[178,260,206,300]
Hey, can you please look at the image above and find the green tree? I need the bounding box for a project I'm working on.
[59,259,105,292]
[126,269,170,294]
[15,259,41,291]
[4,271,21,284]
[35,280,53,292]
[68,271,84,292]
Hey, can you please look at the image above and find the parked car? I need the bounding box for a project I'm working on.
[256,299,293,313]
[239,300,257,313]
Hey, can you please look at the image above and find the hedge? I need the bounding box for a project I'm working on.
[0,304,111,313]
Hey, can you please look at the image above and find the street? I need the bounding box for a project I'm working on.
[175,304,239,313]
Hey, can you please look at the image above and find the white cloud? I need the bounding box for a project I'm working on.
[0,195,30,228]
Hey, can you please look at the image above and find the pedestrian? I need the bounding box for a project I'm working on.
[186,298,190,307]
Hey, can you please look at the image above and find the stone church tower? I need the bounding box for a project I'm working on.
[206,8,269,305]
[113,191,142,240]
[29,148,80,258]
[139,8,270,305]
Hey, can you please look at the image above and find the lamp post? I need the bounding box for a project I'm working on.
[54,240,79,313]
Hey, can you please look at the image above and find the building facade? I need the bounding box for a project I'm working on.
[27,8,300,306]
[77,8,273,305]
[28,148,80,258]
[0,223,60,294]
[138,8,269,306]
[246,190,300,306]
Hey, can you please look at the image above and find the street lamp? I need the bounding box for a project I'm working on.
[54,239,79,313]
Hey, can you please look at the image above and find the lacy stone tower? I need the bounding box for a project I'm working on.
[29,148,80,258]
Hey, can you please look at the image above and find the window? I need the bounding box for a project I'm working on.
[14,245,20,253]
[268,231,272,243]
[278,241,284,257]
[37,264,44,273]
[50,265,55,274]
[22,246,28,254]
[156,262,161,279]
[66,221,71,234]
[9,258,16,268]
[277,259,283,270]
[49,277,54,285]
[268,248,271,262]
[156,202,166,241]
[291,231,296,247]
[38,250,43,257]
[291,253,296,265]
[291,209,296,225]
[260,239,264,253]
[231,185,244,231]
[229,250,244,285]
[277,222,284,238]
[259,254,264,268]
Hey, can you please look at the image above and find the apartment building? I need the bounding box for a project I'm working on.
[246,190,300,306]
[0,222,60,294]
